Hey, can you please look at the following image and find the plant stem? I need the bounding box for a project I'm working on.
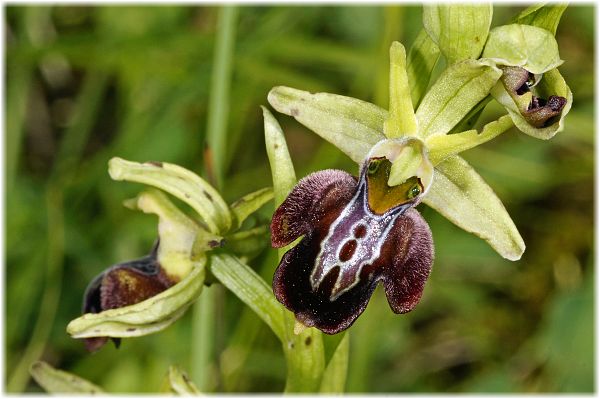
[206,6,239,189]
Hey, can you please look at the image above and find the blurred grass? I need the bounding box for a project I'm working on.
[5,5,594,393]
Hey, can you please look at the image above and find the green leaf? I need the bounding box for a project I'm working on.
[319,333,349,394]
[384,41,417,138]
[482,24,563,74]
[406,29,441,108]
[30,361,104,394]
[267,87,385,163]
[416,59,502,138]
[163,365,202,395]
[229,187,274,231]
[109,157,232,234]
[66,257,205,338]
[423,4,492,64]
[423,155,525,260]
[491,68,572,139]
[426,114,514,165]
[210,254,286,341]
[262,106,297,206]
[513,3,567,35]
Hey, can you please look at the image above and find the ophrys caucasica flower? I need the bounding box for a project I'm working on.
[271,138,434,333]
[266,6,571,334]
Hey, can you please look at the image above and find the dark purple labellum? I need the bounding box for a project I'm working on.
[271,159,434,334]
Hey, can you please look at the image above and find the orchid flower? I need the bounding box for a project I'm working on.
[266,5,571,334]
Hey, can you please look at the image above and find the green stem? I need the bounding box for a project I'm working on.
[206,6,239,188]
[191,286,217,391]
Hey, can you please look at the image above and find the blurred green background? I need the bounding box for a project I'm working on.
[5,4,594,394]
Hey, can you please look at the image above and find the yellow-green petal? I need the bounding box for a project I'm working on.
[384,41,417,138]
[426,114,514,165]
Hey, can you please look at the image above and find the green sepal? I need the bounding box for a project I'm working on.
[30,361,104,394]
[109,157,231,234]
[482,24,563,74]
[423,4,492,65]
[229,187,274,231]
[262,106,298,206]
[426,114,514,165]
[423,155,525,261]
[416,59,502,138]
[267,87,385,164]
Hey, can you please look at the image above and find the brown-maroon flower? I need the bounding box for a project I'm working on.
[81,243,175,351]
[271,140,434,334]
[500,66,567,128]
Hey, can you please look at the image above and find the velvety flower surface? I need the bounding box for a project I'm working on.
[271,140,434,334]
[81,243,175,351]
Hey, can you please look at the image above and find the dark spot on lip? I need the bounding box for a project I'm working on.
[339,240,357,262]
[203,190,213,201]
[305,336,312,346]
[290,108,299,116]
[146,161,163,167]
[184,193,191,199]
[353,224,367,239]
[274,144,280,149]
[126,328,136,332]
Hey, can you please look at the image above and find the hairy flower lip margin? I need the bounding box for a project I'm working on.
[271,147,434,334]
